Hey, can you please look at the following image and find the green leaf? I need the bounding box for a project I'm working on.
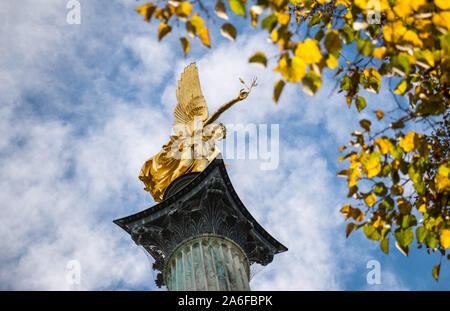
[396,242,410,256]
[357,38,374,56]
[366,23,380,39]
[324,30,341,58]
[381,238,389,254]
[399,159,409,175]
[341,25,356,44]
[381,163,392,177]
[440,31,450,54]
[249,51,267,67]
[301,71,322,96]
[382,196,394,210]
[374,182,388,196]
[413,180,426,195]
[426,233,439,249]
[363,224,381,240]
[261,14,277,32]
[359,119,371,131]
[315,29,325,41]
[391,170,400,184]
[309,13,321,26]
[215,0,229,20]
[220,23,237,41]
[417,100,446,116]
[394,228,414,248]
[340,75,351,91]
[356,96,367,112]
[399,214,417,229]
[416,226,428,243]
[392,53,410,75]
[389,145,403,160]
[228,0,246,16]
[367,76,381,93]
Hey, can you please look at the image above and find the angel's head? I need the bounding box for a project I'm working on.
[203,123,226,142]
[213,123,226,141]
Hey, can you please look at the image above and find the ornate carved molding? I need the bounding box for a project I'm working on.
[114,157,287,288]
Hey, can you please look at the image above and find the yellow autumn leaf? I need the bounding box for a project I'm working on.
[136,2,153,15]
[190,14,204,34]
[383,21,407,43]
[353,208,365,221]
[361,151,381,178]
[373,47,386,59]
[399,131,420,152]
[365,194,377,207]
[374,137,392,154]
[175,2,192,18]
[373,216,385,229]
[326,54,338,68]
[433,11,450,31]
[335,0,350,7]
[414,50,435,67]
[348,167,361,187]
[394,0,426,18]
[295,39,322,64]
[403,30,423,47]
[271,29,279,43]
[436,164,450,193]
[135,2,156,22]
[276,12,290,25]
[354,0,367,10]
[375,110,384,120]
[340,204,351,215]
[441,229,450,249]
[418,203,427,213]
[250,8,258,27]
[199,27,211,48]
[274,54,306,82]
[435,0,450,10]
[158,23,172,41]
[393,0,414,18]
[395,79,408,95]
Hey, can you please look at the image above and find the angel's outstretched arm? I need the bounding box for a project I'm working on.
[203,90,249,126]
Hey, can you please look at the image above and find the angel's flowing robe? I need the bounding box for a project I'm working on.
[139,125,224,202]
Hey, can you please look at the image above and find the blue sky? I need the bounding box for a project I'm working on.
[0,0,448,290]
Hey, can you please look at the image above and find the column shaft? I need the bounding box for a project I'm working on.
[164,235,250,291]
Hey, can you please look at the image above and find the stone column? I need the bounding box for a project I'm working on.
[164,234,250,291]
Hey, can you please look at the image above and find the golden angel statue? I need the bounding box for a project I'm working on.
[139,63,257,202]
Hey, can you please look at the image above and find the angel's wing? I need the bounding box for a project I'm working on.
[173,63,208,135]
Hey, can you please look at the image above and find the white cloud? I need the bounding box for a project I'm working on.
[1,0,434,291]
